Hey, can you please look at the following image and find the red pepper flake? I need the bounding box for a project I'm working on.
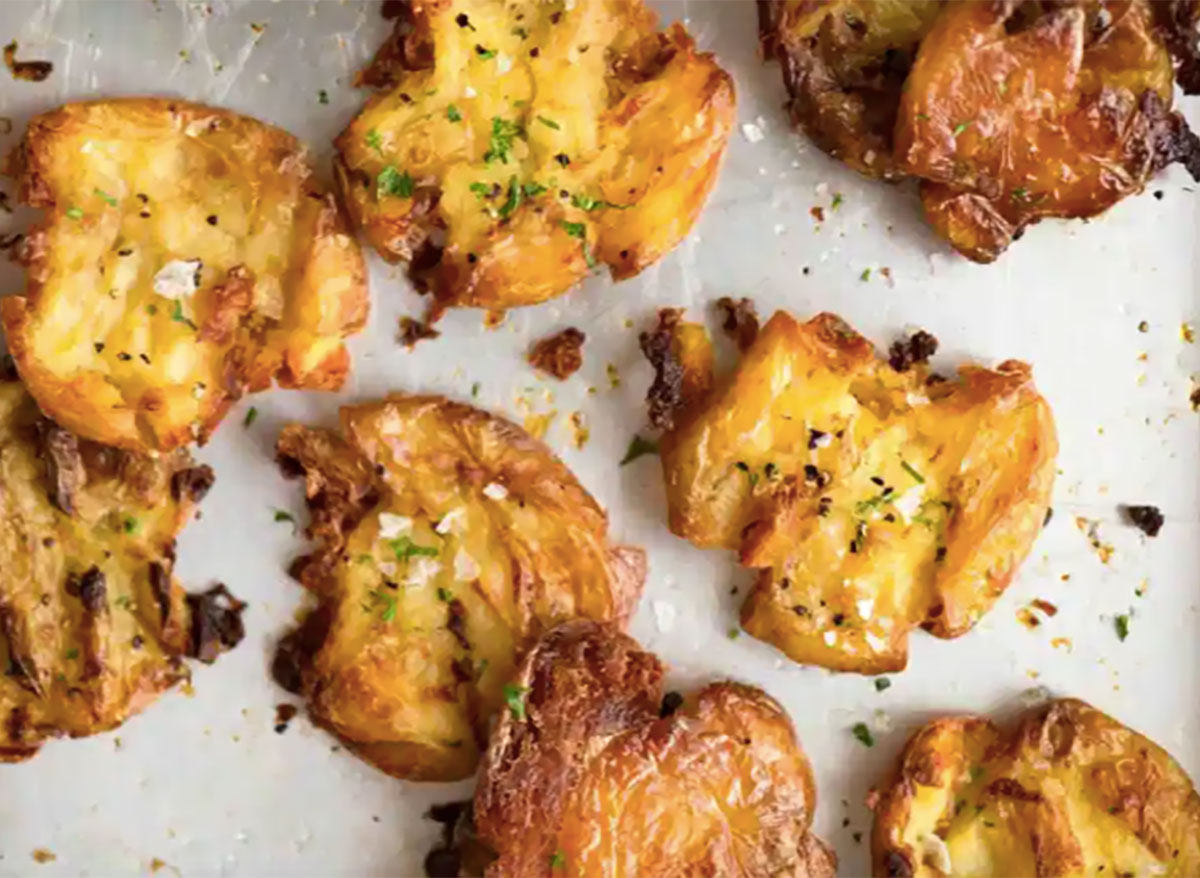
[809,206,825,223]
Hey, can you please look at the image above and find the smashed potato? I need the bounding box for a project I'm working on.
[871,698,1200,877]
[2,99,368,452]
[273,395,645,781]
[762,0,1200,261]
[466,620,836,877]
[650,309,1056,674]
[898,0,1200,262]
[336,0,734,312]
[0,369,244,761]
[758,0,943,180]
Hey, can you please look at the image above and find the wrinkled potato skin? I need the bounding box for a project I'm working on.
[275,396,645,782]
[659,311,1056,674]
[0,376,213,760]
[337,0,734,311]
[872,699,1200,877]
[2,99,368,452]
[473,621,837,877]
[759,0,942,180]
[897,0,1195,262]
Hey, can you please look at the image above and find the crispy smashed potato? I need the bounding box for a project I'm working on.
[762,0,1200,261]
[0,371,244,761]
[758,0,943,180]
[650,310,1056,674]
[273,396,645,781]
[466,621,836,877]
[871,698,1200,877]
[2,99,368,452]
[336,0,734,312]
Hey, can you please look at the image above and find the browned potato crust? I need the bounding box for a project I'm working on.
[471,620,836,877]
[273,396,645,781]
[758,0,943,180]
[871,698,1200,877]
[1,98,368,452]
[336,0,734,312]
[0,370,243,761]
[651,310,1057,674]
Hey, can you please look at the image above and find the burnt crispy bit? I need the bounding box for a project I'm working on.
[76,567,107,614]
[171,465,215,504]
[659,690,684,717]
[36,420,85,514]
[398,315,441,349]
[1121,504,1164,537]
[147,562,173,626]
[715,296,759,352]
[887,329,939,373]
[3,41,52,82]
[185,583,247,664]
[639,308,713,431]
[1154,0,1200,95]
[273,703,299,734]
[527,327,586,380]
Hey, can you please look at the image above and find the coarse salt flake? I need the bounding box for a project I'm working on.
[483,482,508,500]
[741,122,764,143]
[153,259,202,299]
[405,557,441,587]
[435,507,466,535]
[378,513,413,539]
[653,600,677,633]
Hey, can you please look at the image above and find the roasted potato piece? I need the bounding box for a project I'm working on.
[652,310,1056,674]
[0,369,244,761]
[871,698,1200,877]
[758,0,943,180]
[896,0,1200,262]
[464,620,835,877]
[336,0,734,312]
[273,395,645,781]
[2,99,368,452]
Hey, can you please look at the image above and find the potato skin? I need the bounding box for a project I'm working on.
[871,698,1200,877]
[274,396,645,782]
[336,0,734,311]
[473,621,836,877]
[656,310,1056,674]
[896,0,1200,262]
[2,98,367,452]
[0,373,240,761]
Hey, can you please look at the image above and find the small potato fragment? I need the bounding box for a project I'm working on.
[468,620,837,877]
[336,0,734,312]
[759,0,943,180]
[1,98,368,452]
[896,0,1200,262]
[653,310,1056,674]
[273,395,645,781]
[0,371,244,761]
[871,698,1200,877]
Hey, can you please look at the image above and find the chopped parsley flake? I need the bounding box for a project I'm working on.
[114,595,134,610]
[273,509,295,524]
[561,220,586,239]
[900,460,925,484]
[831,192,844,210]
[317,89,329,104]
[365,128,383,153]
[570,192,603,211]
[66,206,83,220]
[369,587,398,623]
[953,121,971,137]
[65,647,79,660]
[436,587,453,602]
[122,516,140,534]
[469,181,493,199]
[171,300,198,330]
[536,115,560,130]
[522,181,547,198]
[497,176,523,219]
[727,627,740,640]
[874,677,891,692]
[475,45,497,60]
[503,683,529,720]
[471,381,481,397]
[620,435,659,466]
[389,536,439,561]
[860,268,872,281]
[243,406,258,428]
[94,188,118,207]
[484,116,522,164]
[550,851,566,869]
[377,165,414,199]
[446,104,462,122]
[851,722,875,747]
[1114,613,1130,642]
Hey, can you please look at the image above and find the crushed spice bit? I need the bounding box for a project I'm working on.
[527,327,585,379]
[888,329,939,372]
[273,703,299,734]
[31,849,56,864]
[1074,516,1114,563]
[1120,504,1163,537]
[4,41,53,81]
[568,411,589,449]
[1031,599,1057,616]
[398,315,440,348]
[715,296,758,352]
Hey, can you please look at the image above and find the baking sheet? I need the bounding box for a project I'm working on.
[0,1,1197,875]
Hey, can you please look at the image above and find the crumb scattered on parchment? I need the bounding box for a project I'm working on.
[523,411,556,439]
[180,681,196,697]
[606,363,621,389]
[1182,322,1195,343]
[4,41,53,82]
[568,411,589,449]
[398,316,440,348]
[31,849,56,864]
[1075,516,1114,564]
[528,327,585,380]
[1190,377,1200,411]
[1050,636,1072,651]
[484,309,506,329]
[1016,607,1040,630]
[274,703,299,734]
[809,206,825,223]
[715,297,758,352]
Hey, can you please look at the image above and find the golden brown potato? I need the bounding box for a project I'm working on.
[272,396,645,782]
[651,310,1056,674]
[465,620,836,877]
[897,0,1200,262]
[0,368,244,761]
[336,0,734,312]
[2,98,368,452]
[871,698,1200,877]
[758,0,943,180]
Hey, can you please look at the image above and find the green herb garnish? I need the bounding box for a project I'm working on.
[550,851,566,869]
[243,406,258,428]
[273,510,295,524]
[497,176,523,219]
[66,206,84,220]
[446,104,462,122]
[122,516,140,534]
[860,268,872,282]
[318,89,329,104]
[503,683,529,720]
[536,115,560,130]
[484,116,522,164]
[874,677,891,692]
[1114,613,1130,642]
[900,460,925,484]
[377,166,414,199]
[953,121,971,137]
[389,536,439,561]
[171,300,197,330]
[620,435,659,466]
[65,648,79,660]
[365,128,383,153]
[522,181,547,198]
[831,192,844,210]
[368,587,398,622]
[851,722,875,747]
[436,587,453,602]
[94,188,118,207]
[475,45,497,60]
